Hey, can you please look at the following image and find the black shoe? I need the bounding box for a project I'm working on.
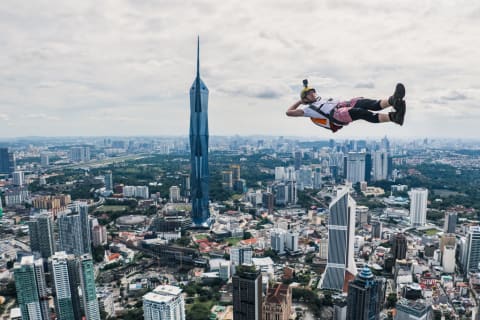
[389,101,406,126]
[388,83,405,109]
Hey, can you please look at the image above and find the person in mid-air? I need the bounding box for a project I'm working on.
[286,79,406,132]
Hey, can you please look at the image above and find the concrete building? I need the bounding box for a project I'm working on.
[444,212,457,233]
[442,245,456,273]
[465,226,480,274]
[347,267,384,320]
[169,186,181,203]
[12,171,25,186]
[13,256,50,320]
[271,229,286,254]
[79,255,101,320]
[285,231,299,253]
[263,283,292,320]
[346,152,366,184]
[143,285,185,320]
[395,298,430,320]
[320,186,357,292]
[409,188,428,227]
[28,213,56,259]
[233,265,262,320]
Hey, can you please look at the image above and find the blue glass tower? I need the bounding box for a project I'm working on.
[189,37,211,228]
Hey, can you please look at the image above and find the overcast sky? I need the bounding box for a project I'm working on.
[0,0,479,139]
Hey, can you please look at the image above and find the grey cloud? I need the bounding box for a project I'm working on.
[354,82,375,89]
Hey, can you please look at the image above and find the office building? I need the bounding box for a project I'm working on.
[285,231,299,253]
[231,246,253,266]
[320,186,357,292]
[444,212,457,233]
[262,192,274,215]
[181,174,190,198]
[294,151,302,170]
[297,166,313,190]
[263,283,292,320]
[79,255,101,320]
[442,245,456,273]
[465,226,480,274]
[393,233,408,261]
[347,267,383,320]
[313,167,322,189]
[28,213,56,259]
[13,256,50,320]
[271,229,286,254]
[104,171,113,192]
[395,298,430,320]
[189,38,210,228]
[231,164,241,181]
[143,285,185,320]
[346,152,366,184]
[371,220,382,239]
[169,186,181,203]
[12,171,25,186]
[233,265,262,320]
[40,153,49,167]
[371,150,388,181]
[409,188,428,227]
[222,170,233,190]
[0,147,15,174]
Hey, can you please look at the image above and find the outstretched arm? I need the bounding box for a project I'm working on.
[286,99,306,117]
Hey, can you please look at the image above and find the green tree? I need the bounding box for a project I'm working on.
[386,293,397,308]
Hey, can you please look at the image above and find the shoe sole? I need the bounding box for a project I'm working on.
[396,100,406,125]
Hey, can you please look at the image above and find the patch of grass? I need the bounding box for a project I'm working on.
[423,228,439,236]
[225,238,242,246]
[195,234,209,240]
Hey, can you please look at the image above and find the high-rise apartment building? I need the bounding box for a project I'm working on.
[320,186,357,292]
[143,285,186,320]
[13,256,50,320]
[409,188,428,227]
[347,267,383,320]
[263,283,292,320]
[58,209,91,256]
[232,265,262,320]
[231,246,253,267]
[313,167,322,189]
[28,213,56,259]
[231,164,241,181]
[222,170,233,190]
[70,147,90,163]
[169,186,181,203]
[50,252,78,320]
[271,229,286,254]
[79,255,101,320]
[189,38,210,228]
[285,231,299,253]
[40,153,49,167]
[262,192,274,215]
[371,220,382,239]
[12,171,25,186]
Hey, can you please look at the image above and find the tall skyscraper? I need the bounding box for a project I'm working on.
[444,211,457,233]
[392,233,408,261]
[320,186,357,292]
[40,152,49,167]
[409,188,428,226]
[50,252,80,320]
[346,152,366,184]
[285,231,299,253]
[262,192,274,215]
[104,171,113,192]
[233,265,262,320]
[58,209,91,256]
[371,150,388,181]
[371,220,382,239]
[143,285,186,320]
[231,164,241,181]
[70,147,90,163]
[313,167,322,189]
[465,226,480,274]
[231,246,253,267]
[189,37,210,228]
[13,256,50,320]
[79,255,101,320]
[28,213,56,259]
[0,147,15,174]
[263,283,292,320]
[346,267,383,320]
[222,170,233,190]
[79,204,92,255]
[169,186,181,203]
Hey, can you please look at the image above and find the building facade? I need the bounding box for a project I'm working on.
[263,283,292,320]
[409,188,428,227]
[189,38,210,228]
[143,285,185,320]
[232,266,262,320]
[320,186,357,292]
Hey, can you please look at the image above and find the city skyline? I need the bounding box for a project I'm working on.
[1,2,479,139]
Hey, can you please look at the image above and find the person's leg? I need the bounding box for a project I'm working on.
[348,108,380,123]
[352,99,382,111]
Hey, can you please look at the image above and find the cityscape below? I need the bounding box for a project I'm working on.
[1,37,479,320]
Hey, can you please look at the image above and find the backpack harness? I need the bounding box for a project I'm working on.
[308,99,349,132]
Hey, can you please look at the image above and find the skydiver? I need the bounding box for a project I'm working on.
[286,80,406,132]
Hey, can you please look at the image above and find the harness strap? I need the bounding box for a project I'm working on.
[309,103,348,126]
